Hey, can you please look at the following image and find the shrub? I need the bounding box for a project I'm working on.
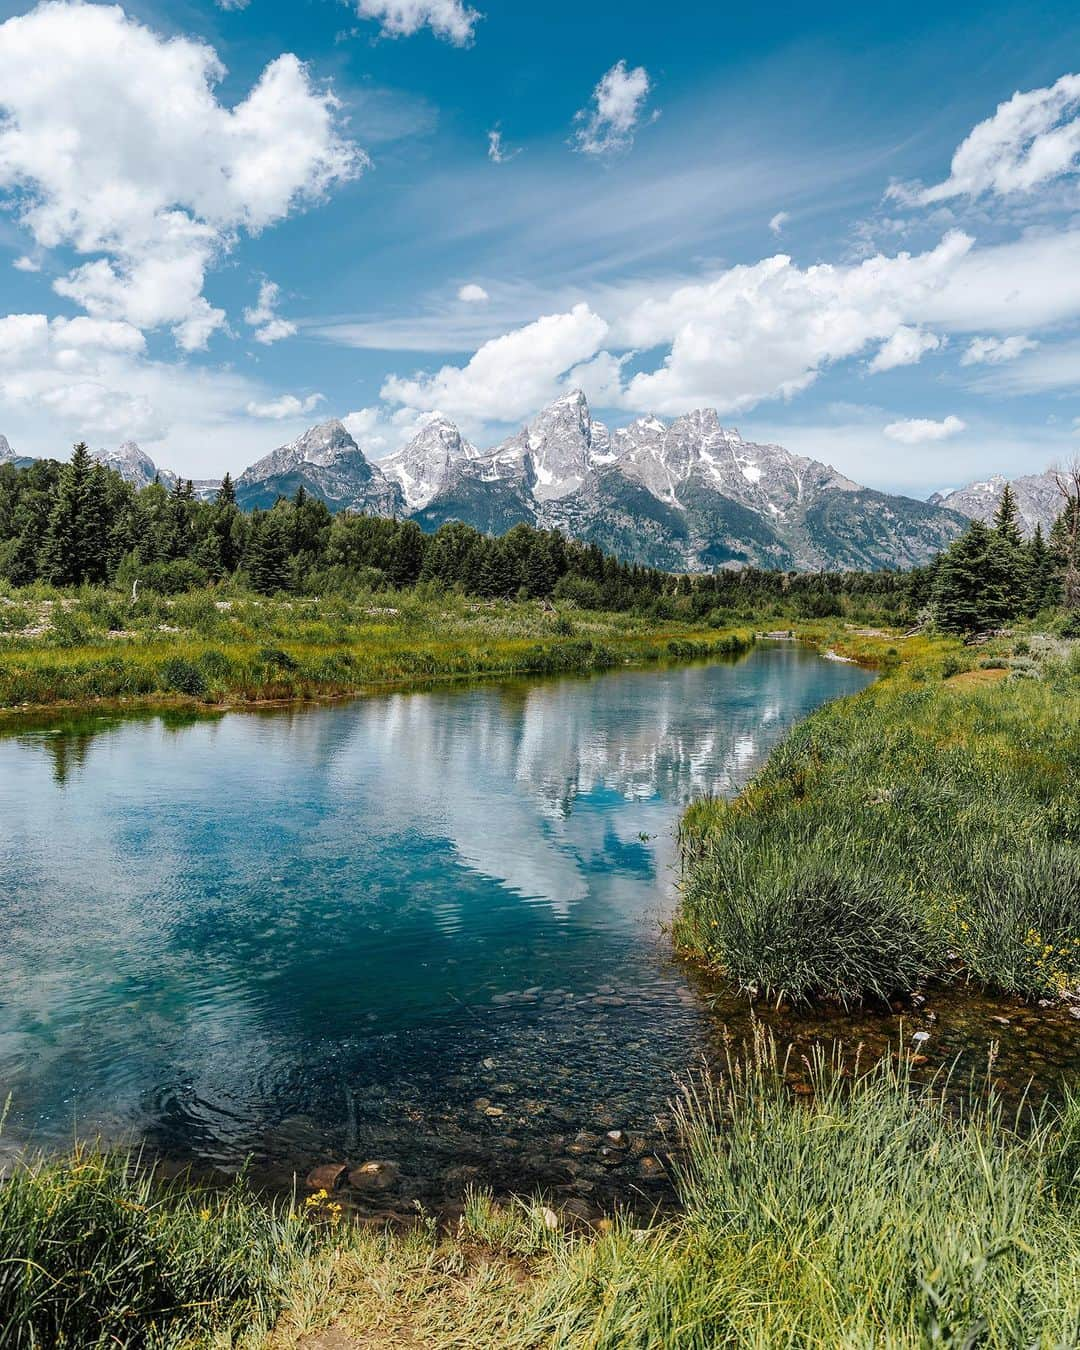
[956,844,1080,998]
[137,559,209,595]
[158,657,208,697]
[679,830,932,1004]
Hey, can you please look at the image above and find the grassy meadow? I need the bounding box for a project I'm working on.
[676,629,1080,1005]
[0,582,752,715]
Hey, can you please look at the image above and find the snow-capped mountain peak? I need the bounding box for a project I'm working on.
[93,441,176,490]
[930,469,1067,537]
[380,415,479,510]
[0,434,15,464]
[239,419,360,484]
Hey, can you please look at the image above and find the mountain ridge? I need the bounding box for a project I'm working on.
[1,395,971,571]
[929,468,1070,537]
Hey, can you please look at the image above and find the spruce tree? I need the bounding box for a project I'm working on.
[245,512,289,595]
[933,520,1009,634]
[1026,523,1057,614]
[40,443,109,585]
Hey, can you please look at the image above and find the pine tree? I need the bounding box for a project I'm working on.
[1050,465,1080,612]
[245,512,289,595]
[933,520,1013,634]
[1025,523,1057,614]
[992,482,1024,548]
[40,443,109,585]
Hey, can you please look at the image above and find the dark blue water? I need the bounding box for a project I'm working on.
[0,647,898,1209]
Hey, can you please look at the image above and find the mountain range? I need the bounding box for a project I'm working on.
[929,469,1071,538]
[2,393,987,570]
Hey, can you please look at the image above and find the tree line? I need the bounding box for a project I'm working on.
[928,471,1080,635]
[1,443,1077,631]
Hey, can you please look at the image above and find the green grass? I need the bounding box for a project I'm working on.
[676,635,1080,1004]
[0,1142,326,1349]
[7,1036,1080,1348]
[0,583,753,715]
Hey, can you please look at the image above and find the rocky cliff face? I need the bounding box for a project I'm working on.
[235,420,404,516]
[400,392,965,570]
[92,441,176,491]
[930,470,1069,537]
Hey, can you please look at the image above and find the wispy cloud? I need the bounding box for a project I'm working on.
[245,392,325,419]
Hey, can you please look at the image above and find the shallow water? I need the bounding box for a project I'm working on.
[1,646,1076,1217]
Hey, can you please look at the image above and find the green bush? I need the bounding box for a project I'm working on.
[679,828,932,1004]
[158,657,208,697]
[0,1147,321,1348]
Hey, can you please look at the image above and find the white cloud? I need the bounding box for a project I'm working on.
[960,334,1038,365]
[12,255,40,273]
[381,303,609,423]
[868,325,942,373]
[243,280,298,344]
[0,2,363,349]
[571,60,655,156]
[343,403,432,454]
[768,211,790,235]
[614,231,973,414]
[487,128,520,163]
[245,392,324,419]
[364,225,1080,433]
[892,74,1080,204]
[457,283,489,303]
[353,0,480,44]
[883,414,966,444]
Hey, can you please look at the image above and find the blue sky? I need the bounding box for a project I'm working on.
[2,0,1080,494]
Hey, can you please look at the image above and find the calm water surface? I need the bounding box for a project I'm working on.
[1,646,1076,1215]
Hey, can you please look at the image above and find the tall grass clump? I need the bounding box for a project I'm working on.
[678,660,1080,1002]
[515,1032,1080,1348]
[0,1142,324,1349]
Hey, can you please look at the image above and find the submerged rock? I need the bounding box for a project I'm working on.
[348,1160,400,1191]
[305,1162,348,1191]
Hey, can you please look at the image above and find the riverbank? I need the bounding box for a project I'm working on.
[6,1031,1080,1348]
[0,585,753,719]
[677,626,1080,1005]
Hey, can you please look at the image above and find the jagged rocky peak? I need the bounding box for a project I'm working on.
[239,419,363,484]
[0,434,14,463]
[482,389,609,502]
[930,468,1070,537]
[93,441,176,490]
[380,415,479,510]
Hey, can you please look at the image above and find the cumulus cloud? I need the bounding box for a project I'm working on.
[613,232,973,414]
[0,2,363,349]
[868,325,942,373]
[883,415,966,444]
[768,211,790,235]
[245,392,324,419]
[243,280,298,344]
[571,60,655,156]
[457,283,490,303]
[353,0,480,44]
[960,334,1038,365]
[892,73,1080,204]
[381,303,609,423]
[12,255,40,273]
